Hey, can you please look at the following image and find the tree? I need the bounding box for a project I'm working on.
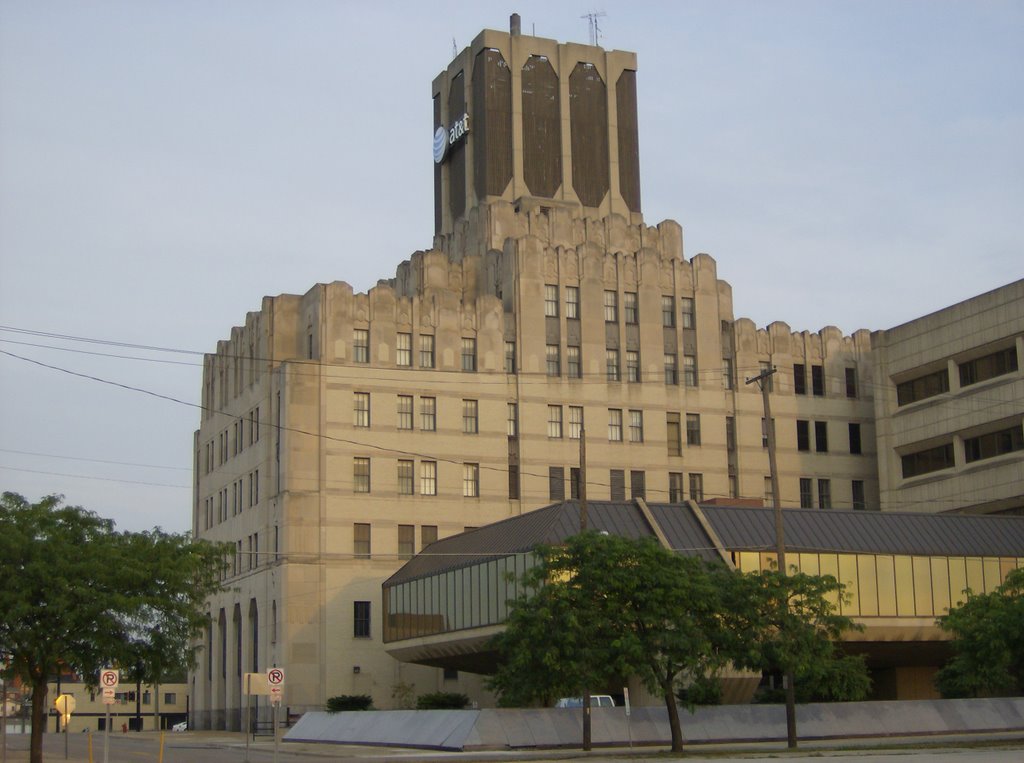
[0,493,228,763]
[937,567,1024,698]
[489,533,733,752]
[722,570,870,706]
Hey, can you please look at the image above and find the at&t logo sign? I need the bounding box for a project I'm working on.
[433,112,470,164]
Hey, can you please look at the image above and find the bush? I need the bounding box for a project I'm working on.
[416,691,470,710]
[676,674,722,708]
[326,695,373,712]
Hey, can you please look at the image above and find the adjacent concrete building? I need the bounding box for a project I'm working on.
[190,18,1021,727]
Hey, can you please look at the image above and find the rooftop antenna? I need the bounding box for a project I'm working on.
[451,38,457,58]
[581,11,606,46]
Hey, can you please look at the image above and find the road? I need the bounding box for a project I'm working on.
[2,730,1023,762]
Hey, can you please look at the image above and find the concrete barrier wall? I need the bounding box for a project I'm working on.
[285,698,1024,751]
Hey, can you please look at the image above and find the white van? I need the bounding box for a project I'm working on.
[555,695,615,708]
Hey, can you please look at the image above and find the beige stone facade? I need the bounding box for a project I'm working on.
[872,280,1024,515]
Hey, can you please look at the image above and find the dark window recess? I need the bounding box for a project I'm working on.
[849,423,862,455]
[901,443,954,478]
[610,469,625,501]
[794,364,807,395]
[548,466,565,501]
[811,365,825,396]
[570,467,581,499]
[897,369,949,406]
[353,601,371,638]
[815,421,828,453]
[845,367,858,398]
[630,470,646,500]
[796,420,810,452]
[799,478,813,509]
[852,480,866,511]
[964,426,1024,463]
[959,347,1018,387]
[508,464,520,500]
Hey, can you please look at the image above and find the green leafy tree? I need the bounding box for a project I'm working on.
[937,567,1024,698]
[490,533,733,752]
[723,570,870,705]
[0,493,228,763]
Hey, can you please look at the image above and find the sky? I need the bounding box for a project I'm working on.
[1,1,1021,533]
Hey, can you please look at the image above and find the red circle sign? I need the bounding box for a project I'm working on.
[100,670,118,687]
[267,668,284,685]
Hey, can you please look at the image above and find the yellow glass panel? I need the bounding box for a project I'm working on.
[912,556,933,616]
[1000,558,1016,583]
[965,557,984,596]
[982,558,1000,592]
[799,553,820,576]
[931,557,951,615]
[858,555,879,616]
[761,552,778,572]
[876,555,897,616]
[838,555,860,616]
[738,551,760,573]
[819,554,840,610]
[948,557,968,607]
[893,556,915,616]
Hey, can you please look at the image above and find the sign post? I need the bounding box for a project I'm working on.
[99,669,118,763]
[266,669,284,763]
[54,695,75,759]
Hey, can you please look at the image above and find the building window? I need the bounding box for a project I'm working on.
[164,693,177,705]
[608,409,623,442]
[422,525,438,547]
[544,284,559,317]
[815,421,829,453]
[845,367,858,398]
[610,469,625,500]
[606,349,620,381]
[723,358,734,390]
[397,332,412,367]
[818,479,832,509]
[463,463,479,497]
[667,412,681,456]
[420,397,436,431]
[354,601,371,638]
[797,420,810,452]
[546,344,560,376]
[548,466,565,500]
[811,365,825,396]
[420,461,437,495]
[664,354,678,385]
[547,405,563,438]
[624,292,638,324]
[630,470,646,499]
[661,296,675,327]
[353,392,370,428]
[794,364,807,395]
[680,297,695,329]
[567,345,582,378]
[353,458,370,493]
[603,290,618,322]
[462,399,478,434]
[566,286,580,319]
[626,350,640,382]
[505,341,516,373]
[353,329,369,363]
[849,423,862,454]
[897,368,949,406]
[669,472,684,503]
[686,413,701,446]
[507,402,518,437]
[688,473,704,502]
[398,525,415,559]
[509,464,520,499]
[759,361,773,392]
[964,426,1024,462]
[397,460,414,495]
[799,478,813,509]
[852,480,866,511]
[353,524,370,559]
[570,467,582,500]
[683,355,698,387]
[959,346,1018,387]
[569,405,583,439]
[461,337,477,371]
[726,416,736,452]
[629,409,644,442]
[397,395,413,430]
[419,334,435,368]
[901,443,954,478]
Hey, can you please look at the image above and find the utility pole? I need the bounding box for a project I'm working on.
[746,365,797,749]
[578,427,591,751]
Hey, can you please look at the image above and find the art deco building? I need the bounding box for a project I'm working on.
[193,18,925,728]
